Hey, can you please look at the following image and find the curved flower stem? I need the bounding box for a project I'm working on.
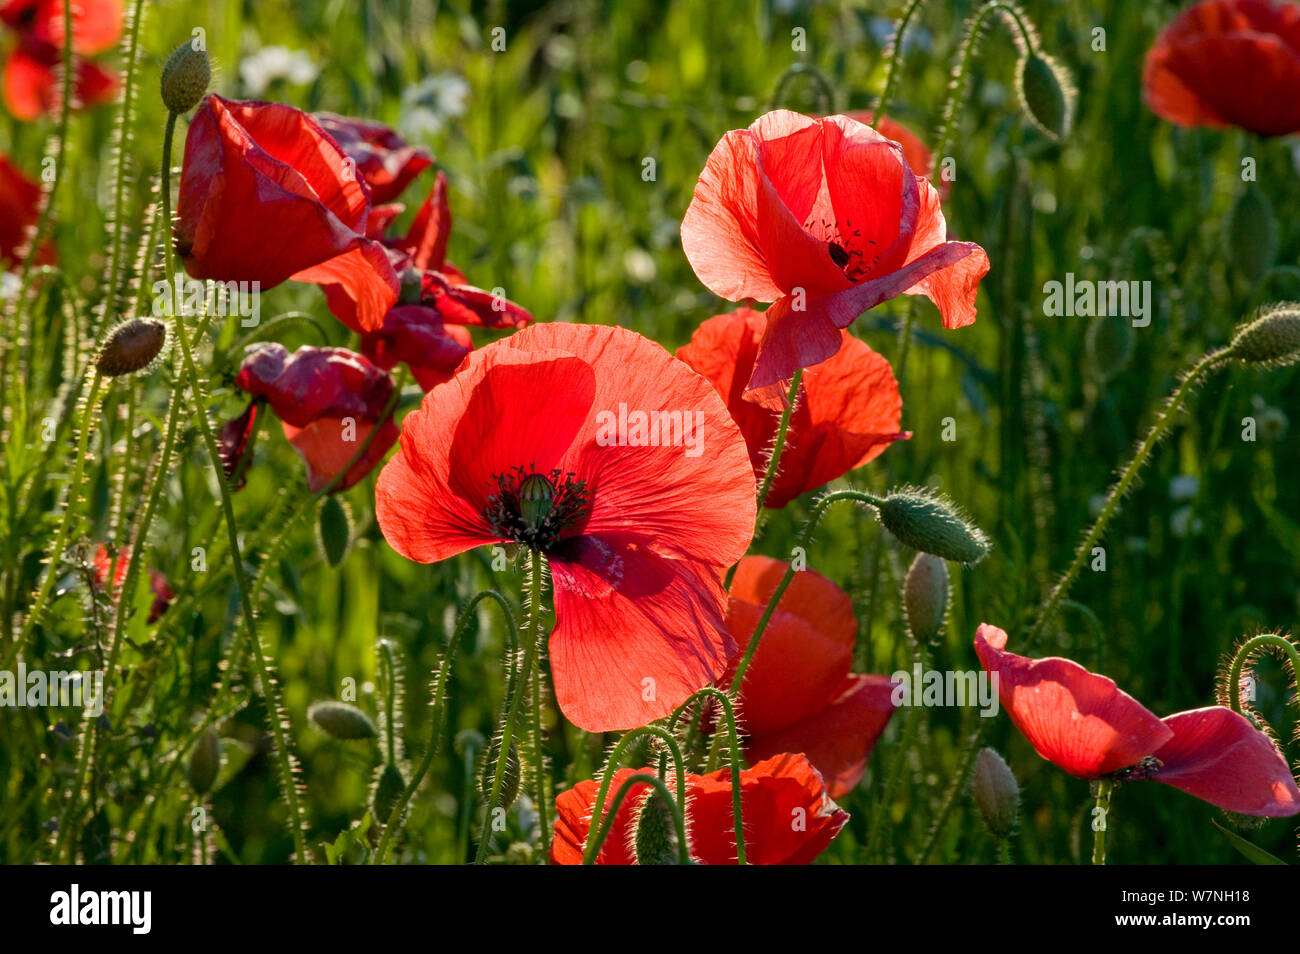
[1229,634,1300,716]
[1091,780,1113,865]
[870,0,929,127]
[582,725,689,865]
[669,686,746,864]
[1026,349,1229,648]
[474,549,546,864]
[767,64,835,114]
[583,773,690,865]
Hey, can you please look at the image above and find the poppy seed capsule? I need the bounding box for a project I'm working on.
[518,473,555,531]
[1016,53,1074,141]
[187,727,220,795]
[634,788,680,865]
[95,318,165,377]
[479,737,521,810]
[160,40,211,114]
[1229,305,1300,367]
[877,488,990,566]
[308,700,377,740]
[972,747,1020,838]
[903,552,949,643]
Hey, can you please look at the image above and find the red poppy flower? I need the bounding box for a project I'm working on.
[359,305,472,391]
[550,753,848,864]
[375,322,756,731]
[175,95,400,332]
[720,556,896,798]
[0,152,45,266]
[314,112,434,204]
[231,343,399,493]
[1,0,121,120]
[680,110,989,391]
[1143,0,1300,137]
[975,624,1300,816]
[677,307,906,508]
[843,111,948,201]
[91,544,173,624]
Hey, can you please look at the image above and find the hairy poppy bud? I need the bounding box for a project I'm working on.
[317,496,351,567]
[972,747,1020,838]
[1226,187,1277,286]
[903,552,949,643]
[188,727,221,794]
[308,700,377,740]
[95,318,166,377]
[876,487,991,566]
[373,762,405,821]
[1229,305,1300,367]
[634,787,680,865]
[1017,53,1074,140]
[479,737,521,810]
[1085,317,1134,382]
[160,40,211,114]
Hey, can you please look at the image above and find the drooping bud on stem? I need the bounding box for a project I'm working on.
[634,787,681,865]
[160,39,211,114]
[373,763,405,821]
[972,747,1020,838]
[903,552,949,643]
[95,318,166,376]
[1226,186,1277,286]
[876,487,991,566]
[1016,52,1074,140]
[187,727,221,794]
[308,700,378,740]
[1229,305,1300,368]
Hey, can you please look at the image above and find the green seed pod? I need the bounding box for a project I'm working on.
[1229,305,1300,367]
[160,39,211,114]
[1085,317,1135,382]
[187,727,221,795]
[903,552,949,643]
[518,473,555,531]
[95,318,166,377]
[633,788,680,865]
[1226,186,1277,286]
[876,487,991,566]
[479,737,521,810]
[316,495,351,567]
[308,700,377,740]
[1016,53,1074,140]
[372,763,405,821]
[972,747,1020,838]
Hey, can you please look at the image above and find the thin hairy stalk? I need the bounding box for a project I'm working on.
[870,0,929,127]
[1229,634,1300,722]
[668,686,746,864]
[583,773,690,865]
[583,725,690,864]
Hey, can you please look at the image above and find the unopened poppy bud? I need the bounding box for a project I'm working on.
[1229,305,1300,367]
[1017,53,1074,140]
[1085,317,1134,382]
[373,763,405,820]
[518,473,555,531]
[634,788,680,865]
[903,552,949,643]
[479,737,521,810]
[308,700,377,740]
[876,487,991,566]
[972,747,1020,838]
[187,727,221,794]
[1226,187,1277,286]
[160,40,211,114]
[95,318,166,377]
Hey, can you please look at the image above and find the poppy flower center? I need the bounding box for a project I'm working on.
[811,215,881,283]
[485,466,589,552]
[1109,754,1163,783]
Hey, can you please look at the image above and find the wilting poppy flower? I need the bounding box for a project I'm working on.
[360,305,472,391]
[681,110,989,392]
[314,112,434,204]
[975,624,1300,816]
[1,0,120,120]
[843,111,948,201]
[90,544,173,624]
[375,322,756,731]
[230,342,399,493]
[721,556,897,798]
[1143,0,1300,137]
[678,307,906,508]
[175,95,399,332]
[550,753,848,864]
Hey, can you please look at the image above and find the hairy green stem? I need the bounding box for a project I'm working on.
[583,773,690,865]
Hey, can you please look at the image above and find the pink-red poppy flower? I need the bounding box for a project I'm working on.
[722,556,897,798]
[374,322,756,731]
[230,343,399,493]
[1,0,120,120]
[314,112,434,204]
[359,305,472,391]
[0,152,46,266]
[677,307,906,508]
[175,95,399,332]
[681,110,989,392]
[975,623,1300,816]
[843,111,948,201]
[550,753,848,864]
[91,544,173,624]
[1143,0,1300,137]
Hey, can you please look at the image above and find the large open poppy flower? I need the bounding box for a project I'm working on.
[375,322,756,731]
[550,753,848,864]
[1143,0,1300,137]
[677,307,905,508]
[975,624,1300,816]
[1,0,120,120]
[228,343,399,493]
[680,110,989,391]
[176,95,399,332]
[722,556,896,798]
[314,112,433,204]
